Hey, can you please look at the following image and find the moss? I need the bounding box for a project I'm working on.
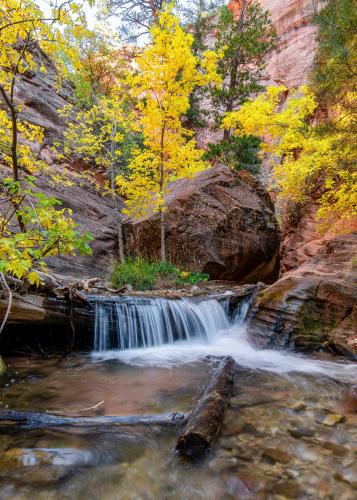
[295,300,336,341]
[256,280,295,305]
[0,355,6,376]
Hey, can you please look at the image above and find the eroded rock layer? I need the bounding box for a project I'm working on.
[247,233,357,356]
[259,0,318,87]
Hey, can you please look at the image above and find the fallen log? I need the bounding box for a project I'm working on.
[176,356,236,456]
[0,409,186,430]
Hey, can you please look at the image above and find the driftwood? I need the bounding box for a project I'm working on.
[176,356,236,456]
[0,409,187,429]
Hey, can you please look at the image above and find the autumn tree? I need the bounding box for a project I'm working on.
[223,86,356,233]
[58,92,142,262]
[116,7,221,261]
[63,25,137,106]
[0,0,92,292]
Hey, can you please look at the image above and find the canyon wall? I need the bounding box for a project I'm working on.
[259,0,319,87]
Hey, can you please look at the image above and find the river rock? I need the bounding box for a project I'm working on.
[124,166,280,283]
[247,233,357,356]
[322,414,345,427]
[262,447,292,464]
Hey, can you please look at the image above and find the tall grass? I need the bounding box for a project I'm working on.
[111,257,208,291]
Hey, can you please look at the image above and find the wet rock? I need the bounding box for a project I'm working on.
[288,426,315,438]
[220,437,240,450]
[241,423,266,437]
[230,393,281,409]
[262,447,292,464]
[210,456,239,472]
[316,440,349,457]
[0,447,92,484]
[322,414,345,427]
[290,401,307,412]
[222,415,245,437]
[335,465,357,489]
[247,233,357,356]
[272,480,301,499]
[294,443,320,463]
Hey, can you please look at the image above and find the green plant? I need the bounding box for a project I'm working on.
[205,134,261,173]
[111,257,209,290]
[175,271,209,286]
[111,257,157,290]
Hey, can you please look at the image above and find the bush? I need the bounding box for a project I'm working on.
[205,135,262,174]
[111,257,209,291]
[111,257,156,291]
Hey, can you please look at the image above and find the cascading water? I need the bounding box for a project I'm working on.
[93,296,230,352]
[91,294,357,383]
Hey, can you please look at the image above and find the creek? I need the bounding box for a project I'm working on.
[0,295,356,499]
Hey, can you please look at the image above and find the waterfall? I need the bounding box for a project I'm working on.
[91,294,357,383]
[92,296,231,352]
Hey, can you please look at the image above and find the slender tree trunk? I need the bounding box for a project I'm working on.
[223,0,247,141]
[110,123,125,263]
[160,209,166,262]
[0,86,19,182]
[159,123,166,262]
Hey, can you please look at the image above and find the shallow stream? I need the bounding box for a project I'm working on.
[0,296,356,499]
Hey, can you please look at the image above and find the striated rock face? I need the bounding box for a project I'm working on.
[13,45,73,142]
[280,203,328,274]
[33,162,119,280]
[124,165,280,283]
[259,0,318,87]
[247,233,357,356]
[0,46,119,279]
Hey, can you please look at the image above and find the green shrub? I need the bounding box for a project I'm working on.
[111,257,209,291]
[175,271,209,286]
[205,135,262,174]
[111,257,156,291]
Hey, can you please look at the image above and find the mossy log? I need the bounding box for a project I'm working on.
[176,356,236,456]
[0,410,186,429]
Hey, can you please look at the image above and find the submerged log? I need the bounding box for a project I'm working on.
[176,356,236,456]
[0,410,186,429]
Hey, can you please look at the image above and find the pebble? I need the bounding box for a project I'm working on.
[288,426,315,438]
[220,437,240,450]
[335,465,357,489]
[262,447,292,464]
[273,480,301,499]
[291,401,307,411]
[210,457,238,472]
[322,414,345,427]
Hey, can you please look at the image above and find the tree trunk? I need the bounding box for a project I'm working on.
[0,409,186,429]
[160,209,166,262]
[176,356,236,456]
[110,123,125,263]
[223,0,247,141]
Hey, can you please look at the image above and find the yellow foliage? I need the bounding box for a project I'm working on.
[59,96,126,171]
[0,0,93,285]
[116,7,221,219]
[223,86,357,233]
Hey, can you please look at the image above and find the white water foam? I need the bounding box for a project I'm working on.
[92,313,357,384]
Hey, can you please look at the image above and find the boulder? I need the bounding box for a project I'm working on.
[247,233,357,356]
[123,166,280,283]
